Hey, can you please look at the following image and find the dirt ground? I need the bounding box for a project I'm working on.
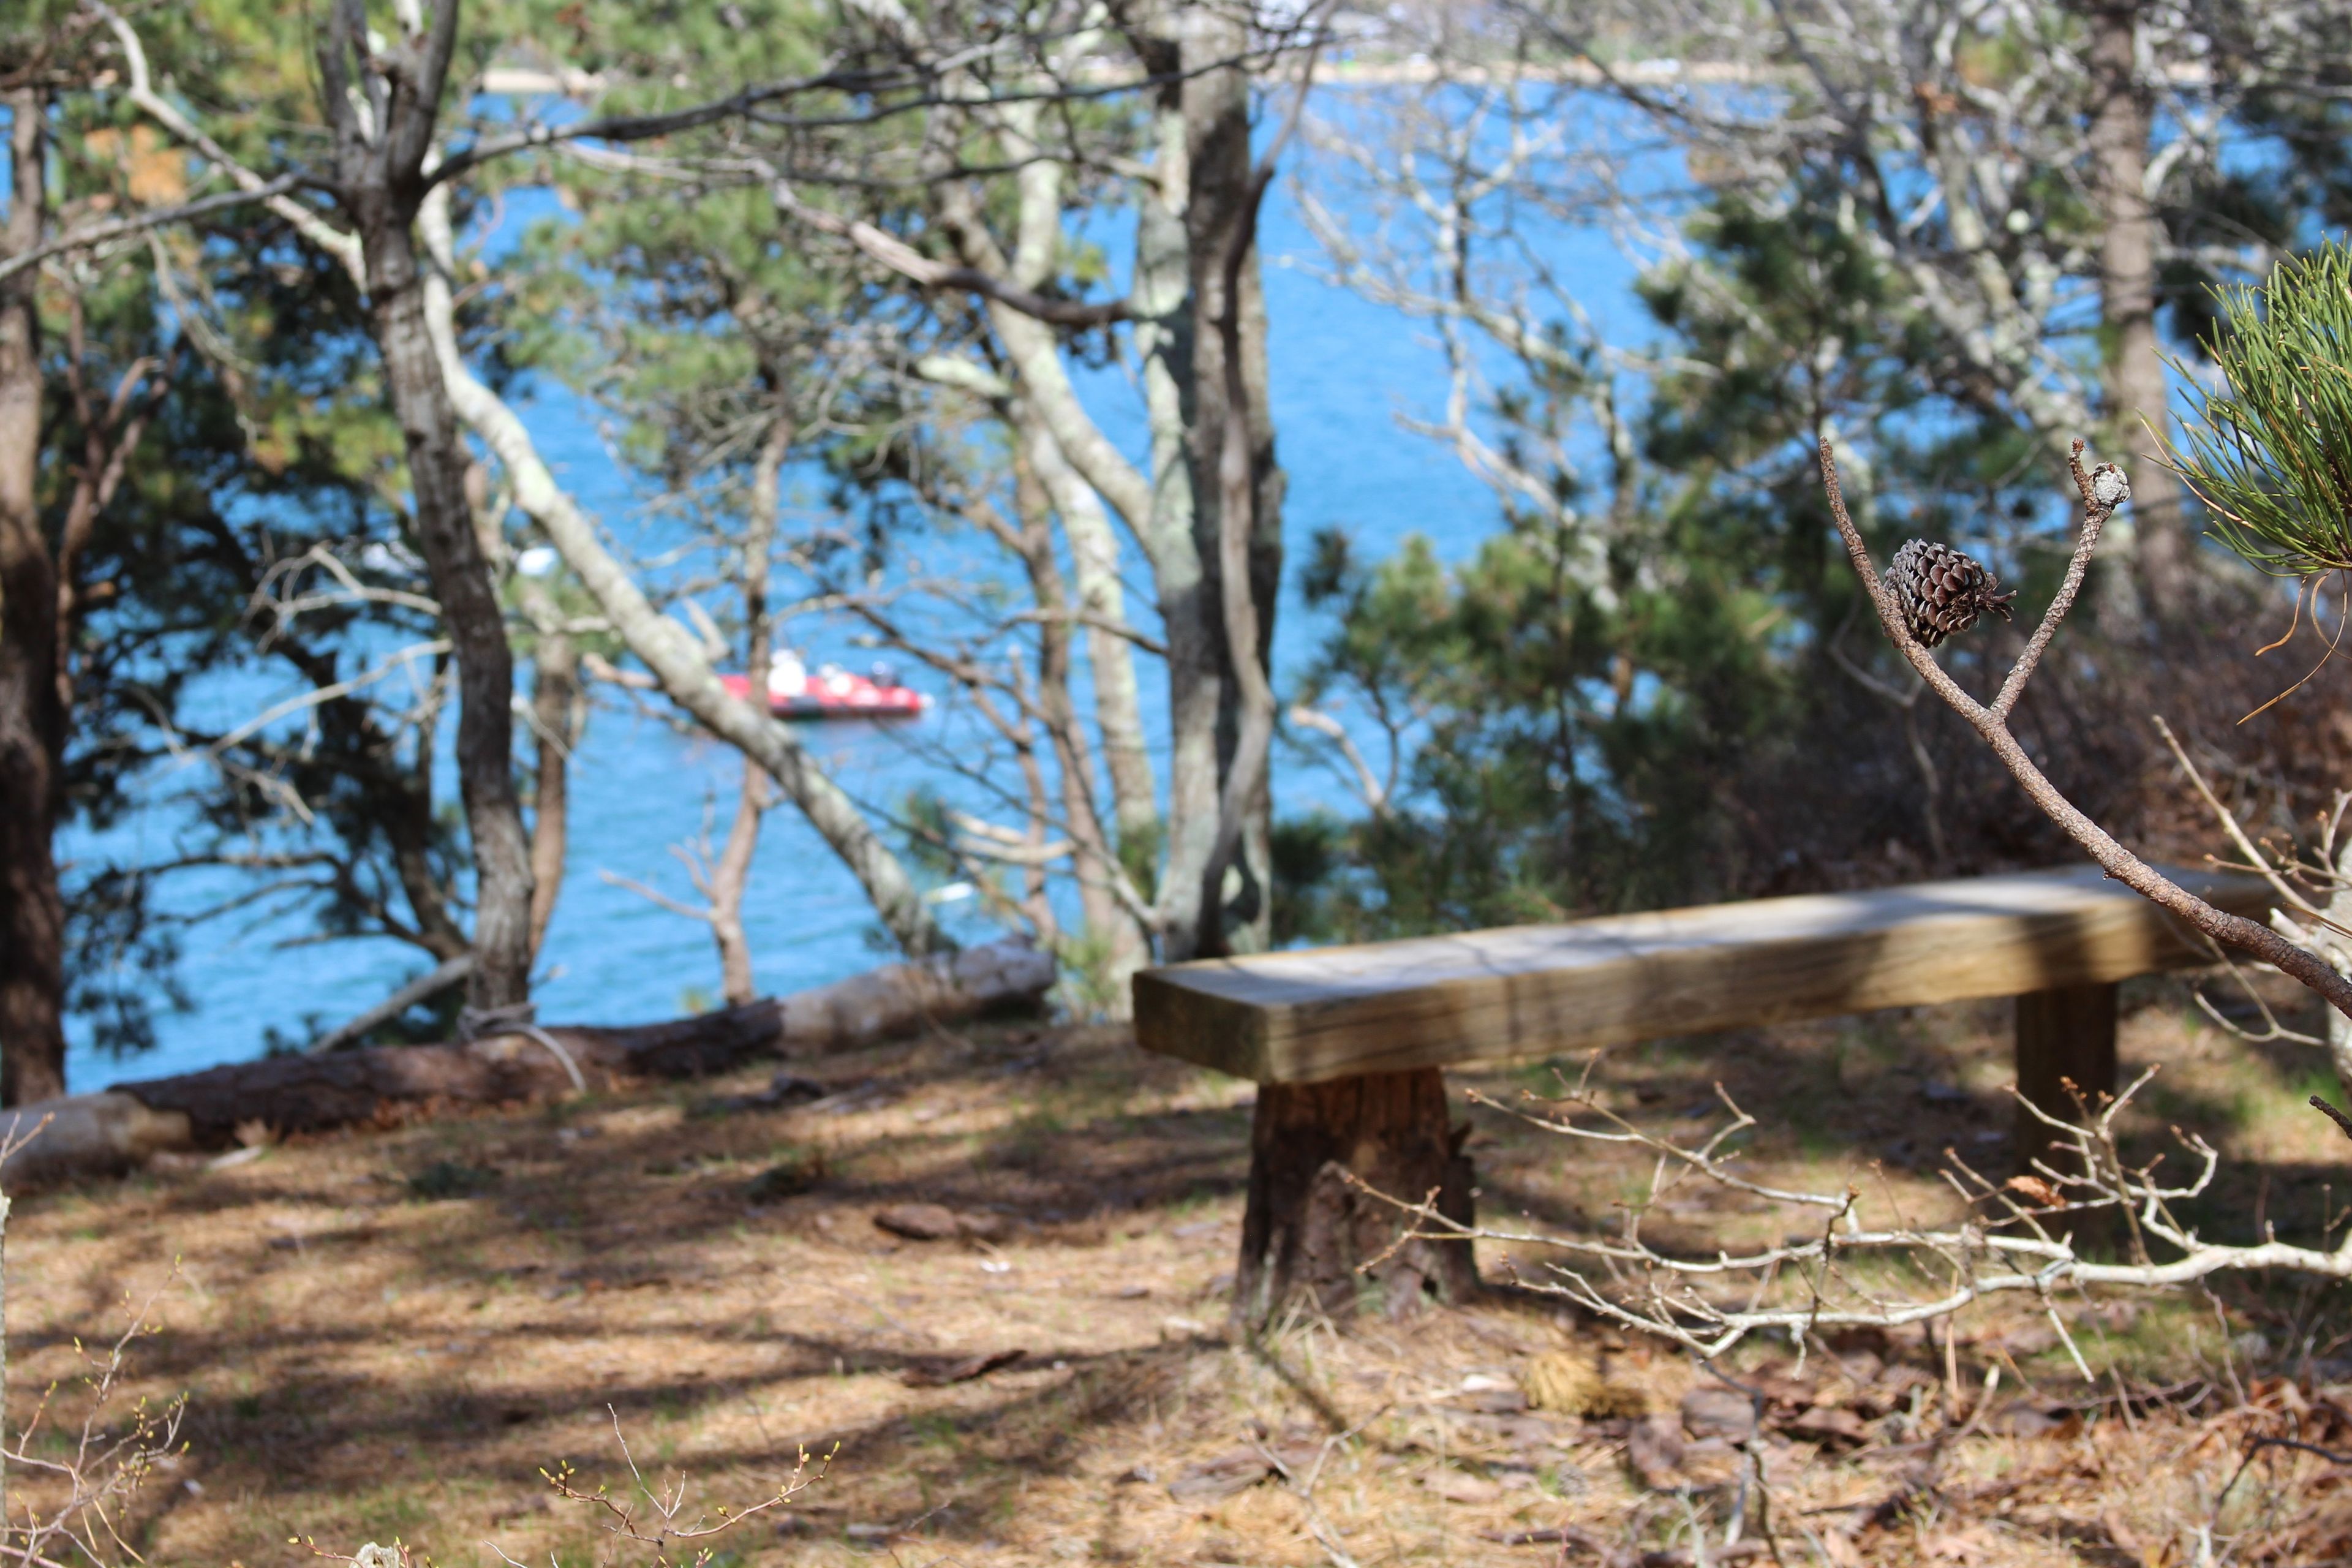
[15,973,2352,1567]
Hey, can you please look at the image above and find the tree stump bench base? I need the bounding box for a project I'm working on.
[1136,866,2271,1329]
[1235,1069,1476,1322]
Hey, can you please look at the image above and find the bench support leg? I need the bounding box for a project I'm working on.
[2013,982,2118,1177]
[1234,1068,1477,1327]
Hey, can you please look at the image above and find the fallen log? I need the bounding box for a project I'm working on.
[0,939,1054,1187]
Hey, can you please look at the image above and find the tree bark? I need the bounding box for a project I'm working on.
[1131,75,1206,948]
[0,89,67,1107]
[1235,1069,1478,1325]
[1004,665,1061,943]
[1178,10,1283,959]
[992,108,1161,879]
[1045,439,1158,875]
[986,116,1159,981]
[2320,848,2352,1104]
[318,0,536,1014]
[943,69,1201,956]
[360,225,537,1011]
[2088,0,2189,622]
[519,579,581,959]
[707,408,790,1004]
[0,939,1055,1183]
[1018,413,1152,996]
[706,767,769,1005]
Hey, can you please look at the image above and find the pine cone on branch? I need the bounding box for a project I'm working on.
[1887,540,2016,647]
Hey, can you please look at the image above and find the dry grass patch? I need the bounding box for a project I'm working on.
[10,979,2352,1565]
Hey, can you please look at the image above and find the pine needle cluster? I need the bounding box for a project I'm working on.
[2168,241,2352,576]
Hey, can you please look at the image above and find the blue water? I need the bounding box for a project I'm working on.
[60,92,1643,1091]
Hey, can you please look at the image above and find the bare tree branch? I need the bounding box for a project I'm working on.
[0,175,303,284]
[1819,435,2352,1021]
[1371,1071,2352,1362]
[92,1,366,287]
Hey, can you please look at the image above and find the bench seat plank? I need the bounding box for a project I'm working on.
[1134,865,2272,1085]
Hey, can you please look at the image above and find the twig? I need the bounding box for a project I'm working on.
[1819,437,2352,1023]
[2153,715,2343,929]
[0,174,306,284]
[2311,1096,2352,1142]
[2213,1435,2352,1515]
[1359,1074,2352,1359]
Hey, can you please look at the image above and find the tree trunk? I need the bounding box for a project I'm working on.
[1006,679,1061,943]
[1047,446,1157,861]
[1117,105,1191,892]
[1232,251,1284,954]
[314,0,534,1015]
[706,406,788,1003]
[2323,856,2352,1105]
[358,217,536,1013]
[708,765,769,1005]
[1235,1070,1478,1325]
[1026,415,1154,1002]
[0,938,1055,1184]
[2088,0,2188,622]
[1017,413,1150,991]
[944,99,1186,965]
[1109,23,1216,963]
[523,598,580,959]
[0,90,66,1107]
[993,104,1162,918]
[1174,9,1283,960]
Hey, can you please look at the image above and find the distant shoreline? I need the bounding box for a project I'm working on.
[472,56,1783,101]
[479,54,2217,100]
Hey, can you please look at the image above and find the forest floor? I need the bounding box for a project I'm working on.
[15,973,2352,1567]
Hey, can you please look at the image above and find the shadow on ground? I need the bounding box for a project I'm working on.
[13,977,2352,1566]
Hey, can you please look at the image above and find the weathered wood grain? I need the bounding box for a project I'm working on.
[1133,866,2272,1085]
[2015,981,2120,1174]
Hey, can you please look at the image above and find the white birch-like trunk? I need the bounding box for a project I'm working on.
[706,410,789,1003]
[416,182,946,956]
[1133,94,1223,960]
[993,106,1159,979]
[1171,4,1283,959]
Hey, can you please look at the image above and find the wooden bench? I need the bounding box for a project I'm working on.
[1131,865,2272,1324]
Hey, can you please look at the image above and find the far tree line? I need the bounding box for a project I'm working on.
[3,0,2349,1104]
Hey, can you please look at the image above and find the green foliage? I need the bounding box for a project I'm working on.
[1286,181,2085,939]
[1051,927,1127,1020]
[1292,510,1801,933]
[743,1148,825,1201]
[27,27,451,1054]
[406,1161,500,1200]
[1116,813,1163,907]
[2168,241,2352,578]
[1268,812,1346,948]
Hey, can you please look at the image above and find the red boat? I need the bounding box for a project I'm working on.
[720,652,928,720]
